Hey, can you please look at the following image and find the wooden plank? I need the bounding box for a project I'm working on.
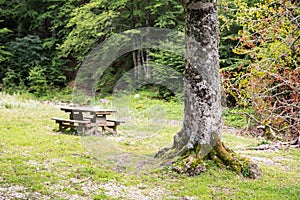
[51,117,90,124]
[106,119,125,125]
[103,126,117,135]
[96,119,125,134]
[51,117,96,134]
[60,106,116,113]
[98,121,115,126]
[61,123,77,128]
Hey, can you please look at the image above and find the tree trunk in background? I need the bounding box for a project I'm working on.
[145,0,151,80]
[131,0,139,79]
[156,0,262,179]
[133,51,138,78]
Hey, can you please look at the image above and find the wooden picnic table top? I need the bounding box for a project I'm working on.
[59,106,117,114]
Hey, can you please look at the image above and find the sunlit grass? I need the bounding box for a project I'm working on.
[0,92,299,199]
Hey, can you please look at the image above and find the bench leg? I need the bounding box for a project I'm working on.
[103,126,117,135]
[113,125,117,132]
[58,122,63,131]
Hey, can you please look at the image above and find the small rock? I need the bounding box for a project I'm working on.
[249,163,262,179]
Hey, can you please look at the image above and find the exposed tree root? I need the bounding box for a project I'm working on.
[207,138,262,179]
[157,137,262,179]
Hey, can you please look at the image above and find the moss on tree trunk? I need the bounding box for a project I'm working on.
[157,135,262,179]
[207,138,261,179]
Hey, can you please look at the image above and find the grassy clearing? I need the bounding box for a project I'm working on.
[0,92,299,199]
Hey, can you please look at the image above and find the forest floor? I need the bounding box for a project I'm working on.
[0,92,299,199]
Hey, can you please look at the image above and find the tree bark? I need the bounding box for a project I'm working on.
[145,0,151,80]
[175,0,222,157]
[133,50,138,78]
[156,0,262,179]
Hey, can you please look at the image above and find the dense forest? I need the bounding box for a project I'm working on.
[0,0,299,141]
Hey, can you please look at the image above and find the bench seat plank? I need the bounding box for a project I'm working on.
[106,119,125,125]
[51,117,92,133]
[51,117,90,124]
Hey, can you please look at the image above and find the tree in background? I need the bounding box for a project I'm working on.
[218,0,252,107]
[232,0,299,142]
[58,0,184,95]
[0,0,80,94]
[0,24,11,84]
[156,0,261,179]
[0,0,240,99]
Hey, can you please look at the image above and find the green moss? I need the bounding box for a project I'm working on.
[93,193,111,199]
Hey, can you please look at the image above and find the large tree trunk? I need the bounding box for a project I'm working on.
[175,0,222,157]
[156,0,262,179]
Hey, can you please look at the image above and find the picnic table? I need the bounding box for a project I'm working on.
[51,106,124,135]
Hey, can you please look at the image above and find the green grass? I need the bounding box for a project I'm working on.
[222,107,253,128]
[0,92,299,199]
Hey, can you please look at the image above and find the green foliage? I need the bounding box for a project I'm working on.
[0,0,79,91]
[46,0,83,38]
[58,0,121,62]
[150,31,185,74]
[218,0,243,69]
[0,26,11,64]
[149,31,185,100]
[4,35,43,88]
[7,35,48,72]
[150,0,184,29]
[2,69,26,91]
[233,0,300,139]
[27,66,48,97]
[93,193,111,199]
[219,0,300,139]
[0,0,185,98]
[2,35,66,95]
[2,0,297,128]
[218,0,253,107]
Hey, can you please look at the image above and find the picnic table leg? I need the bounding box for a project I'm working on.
[77,123,90,135]
[76,126,84,135]
[86,123,98,135]
[89,111,97,123]
[69,113,75,127]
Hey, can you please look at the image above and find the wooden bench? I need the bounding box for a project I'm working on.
[97,119,125,135]
[51,117,92,133]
